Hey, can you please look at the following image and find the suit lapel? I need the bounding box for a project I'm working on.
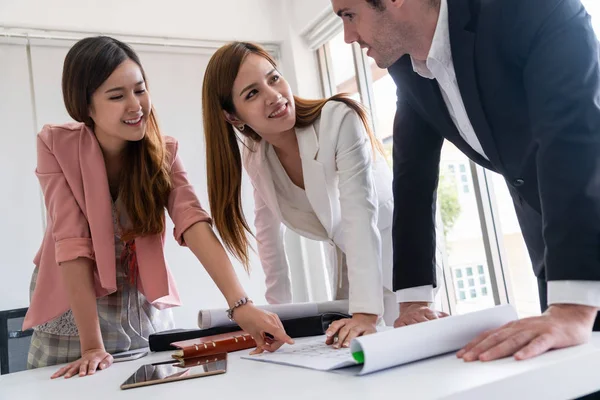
[409,71,465,146]
[246,140,284,222]
[79,126,116,292]
[390,58,492,168]
[448,0,503,169]
[296,124,334,237]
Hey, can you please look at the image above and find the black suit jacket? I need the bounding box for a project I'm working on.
[389,0,600,292]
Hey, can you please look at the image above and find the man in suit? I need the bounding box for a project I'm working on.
[331,0,600,361]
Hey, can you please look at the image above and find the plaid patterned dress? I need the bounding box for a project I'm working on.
[27,198,175,369]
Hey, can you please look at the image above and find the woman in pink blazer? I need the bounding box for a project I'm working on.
[24,36,292,378]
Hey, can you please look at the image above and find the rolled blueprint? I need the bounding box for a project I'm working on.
[351,304,518,375]
[198,299,349,329]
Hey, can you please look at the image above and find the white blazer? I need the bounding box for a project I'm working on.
[243,101,394,316]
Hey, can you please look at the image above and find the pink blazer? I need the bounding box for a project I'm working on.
[23,122,211,330]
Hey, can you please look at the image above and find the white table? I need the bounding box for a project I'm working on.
[2,334,600,400]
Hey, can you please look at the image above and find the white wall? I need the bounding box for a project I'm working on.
[0,0,285,42]
[0,38,45,314]
[277,0,332,99]
[0,0,332,103]
[289,0,332,34]
[0,0,330,117]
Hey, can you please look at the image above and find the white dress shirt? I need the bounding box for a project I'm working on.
[400,0,600,309]
[266,145,329,238]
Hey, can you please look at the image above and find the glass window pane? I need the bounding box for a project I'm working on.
[366,58,397,165]
[480,276,486,285]
[455,269,462,278]
[468,278,475,287]
[438,142,495,313]
[488,171,541,317]
[368,61,396,139]
[470,289,477,298]
[481,287,488,296]
[582,1,600,37]
[459,291,466,301]
[327,32,360,102]
[458,280,464,289]
[477,265,484,275]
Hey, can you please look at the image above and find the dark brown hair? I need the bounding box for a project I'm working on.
[366,0,439,9]
[365,0,386,10]
[62,36,171,241]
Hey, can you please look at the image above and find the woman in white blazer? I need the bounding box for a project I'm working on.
[202,42,394,348]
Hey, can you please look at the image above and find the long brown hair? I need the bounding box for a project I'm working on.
[203,41,384,270]
[62,36,171,241]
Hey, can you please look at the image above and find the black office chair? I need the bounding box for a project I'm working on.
[0,308,33,374]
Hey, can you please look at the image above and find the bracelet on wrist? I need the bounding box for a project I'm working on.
[226,296,252,321]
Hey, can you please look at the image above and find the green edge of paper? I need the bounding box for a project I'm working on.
[352,350,365,364]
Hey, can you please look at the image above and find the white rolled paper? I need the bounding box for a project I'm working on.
[351,304,519,375]
[197,300,350,329]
